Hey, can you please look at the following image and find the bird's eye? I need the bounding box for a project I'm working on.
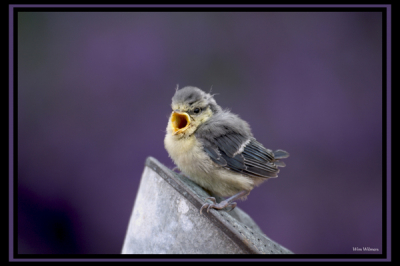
[194,108,201,114]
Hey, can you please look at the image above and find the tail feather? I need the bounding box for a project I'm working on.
[274,160,286,167]
[273,149,289,160]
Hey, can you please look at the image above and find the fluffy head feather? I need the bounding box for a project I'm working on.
[171,86,222,114]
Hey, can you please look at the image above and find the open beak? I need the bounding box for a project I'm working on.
[170,111,191,135]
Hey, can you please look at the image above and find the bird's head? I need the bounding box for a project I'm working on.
[167,86,221,137]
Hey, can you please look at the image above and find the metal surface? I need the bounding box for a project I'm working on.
[121,156,293,254]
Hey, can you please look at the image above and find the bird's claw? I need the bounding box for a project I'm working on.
[226,202,237,212]
[200,197,237,214]
[200,197,216,214]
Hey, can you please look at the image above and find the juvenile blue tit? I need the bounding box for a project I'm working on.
[164,86,289,214]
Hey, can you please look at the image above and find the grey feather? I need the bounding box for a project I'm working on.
[273,149,290,159]
[172,86,222,113]
[274,161,286,167]
[172,86,204,106]
[203,144,227,166]
[196,110,286,179]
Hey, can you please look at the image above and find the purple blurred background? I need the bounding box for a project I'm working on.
[16,11,384,254]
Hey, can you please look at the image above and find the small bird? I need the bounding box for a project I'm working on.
[164,86,289,214]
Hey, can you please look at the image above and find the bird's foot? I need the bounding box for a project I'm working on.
[200,197,237,214]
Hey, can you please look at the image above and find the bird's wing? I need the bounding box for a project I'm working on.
[196,117,284,178]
